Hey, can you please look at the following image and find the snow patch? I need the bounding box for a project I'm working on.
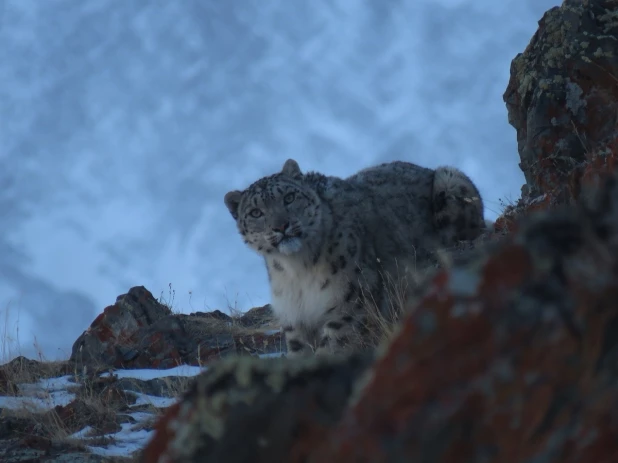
[130,391,178,409]
[0,389,75,411]
[100,365,205,381]
[87,424,154,457]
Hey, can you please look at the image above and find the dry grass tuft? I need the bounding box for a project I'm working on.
[352,230,499,353]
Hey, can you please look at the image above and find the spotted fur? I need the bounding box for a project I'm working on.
[224,159,484,357]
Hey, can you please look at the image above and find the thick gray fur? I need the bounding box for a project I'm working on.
[224,159,485,357]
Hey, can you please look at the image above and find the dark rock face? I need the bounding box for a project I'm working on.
[70,286,172,368]
[498,0,618,232]
[141,354,374,463]
[70,286,281,371]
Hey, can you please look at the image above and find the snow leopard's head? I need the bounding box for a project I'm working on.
[224,159,324,257]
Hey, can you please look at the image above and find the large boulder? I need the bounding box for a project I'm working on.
[70,286,280,371]
[498,0,618,232]
[141,354,373,462]
[70,286,172,368]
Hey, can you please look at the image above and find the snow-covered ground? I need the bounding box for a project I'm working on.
[0,375,76,411]
[99,365,204,381]
[0,365,206,458]
[0,352,285,458]
[0,0,562,361]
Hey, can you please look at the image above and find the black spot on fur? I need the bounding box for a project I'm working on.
[272,260,284,271]
[326,321,343,330]
[347,243,357,257]
[326,306,337,314]
[344,283,356,303]
[434,192,447,212]
[283,325,294,333]
[436,216,451,228]
[319,336,330,348]
[288,339,304,352]
[331,263,339,275]
[320,279,330,290]
[454,214,467,231]
[342,315,353,323]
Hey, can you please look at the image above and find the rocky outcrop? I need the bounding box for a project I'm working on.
[0,368,183,463]
[142,0,618,461]
[497,0,618,232]
[0,288,280,461]
[70,286,280,371]
[141,354,373,462]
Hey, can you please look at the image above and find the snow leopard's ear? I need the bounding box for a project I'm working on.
[281,159,302,180]
[224,190,243,220]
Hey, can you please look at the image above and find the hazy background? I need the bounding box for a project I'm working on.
[0,0,560,362]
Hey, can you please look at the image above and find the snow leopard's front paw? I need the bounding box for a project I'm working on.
[283,325,312,359]
[315,320,358,356]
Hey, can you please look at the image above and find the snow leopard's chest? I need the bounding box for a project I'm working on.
[268,258,346,327]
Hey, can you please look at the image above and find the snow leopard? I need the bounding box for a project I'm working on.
[224,159,485,357]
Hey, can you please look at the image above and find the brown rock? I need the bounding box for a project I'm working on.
[309,174,618,462]
[140,354,373,462]
[50,399,122,435]
[499,0,618,228]
[235,304,275,327]
[70,286,282,370]
[70,286,172,368]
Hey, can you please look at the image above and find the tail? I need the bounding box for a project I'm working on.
[432,166,485,246]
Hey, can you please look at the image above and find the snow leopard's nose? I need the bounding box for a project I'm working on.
[272,221,290,233]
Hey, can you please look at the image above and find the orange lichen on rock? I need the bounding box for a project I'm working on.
[308,175,618,463]
[496,0,618,228]
[141,402,182,463]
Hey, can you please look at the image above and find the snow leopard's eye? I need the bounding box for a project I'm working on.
[249,208,263,218]
[283,192,296,205]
